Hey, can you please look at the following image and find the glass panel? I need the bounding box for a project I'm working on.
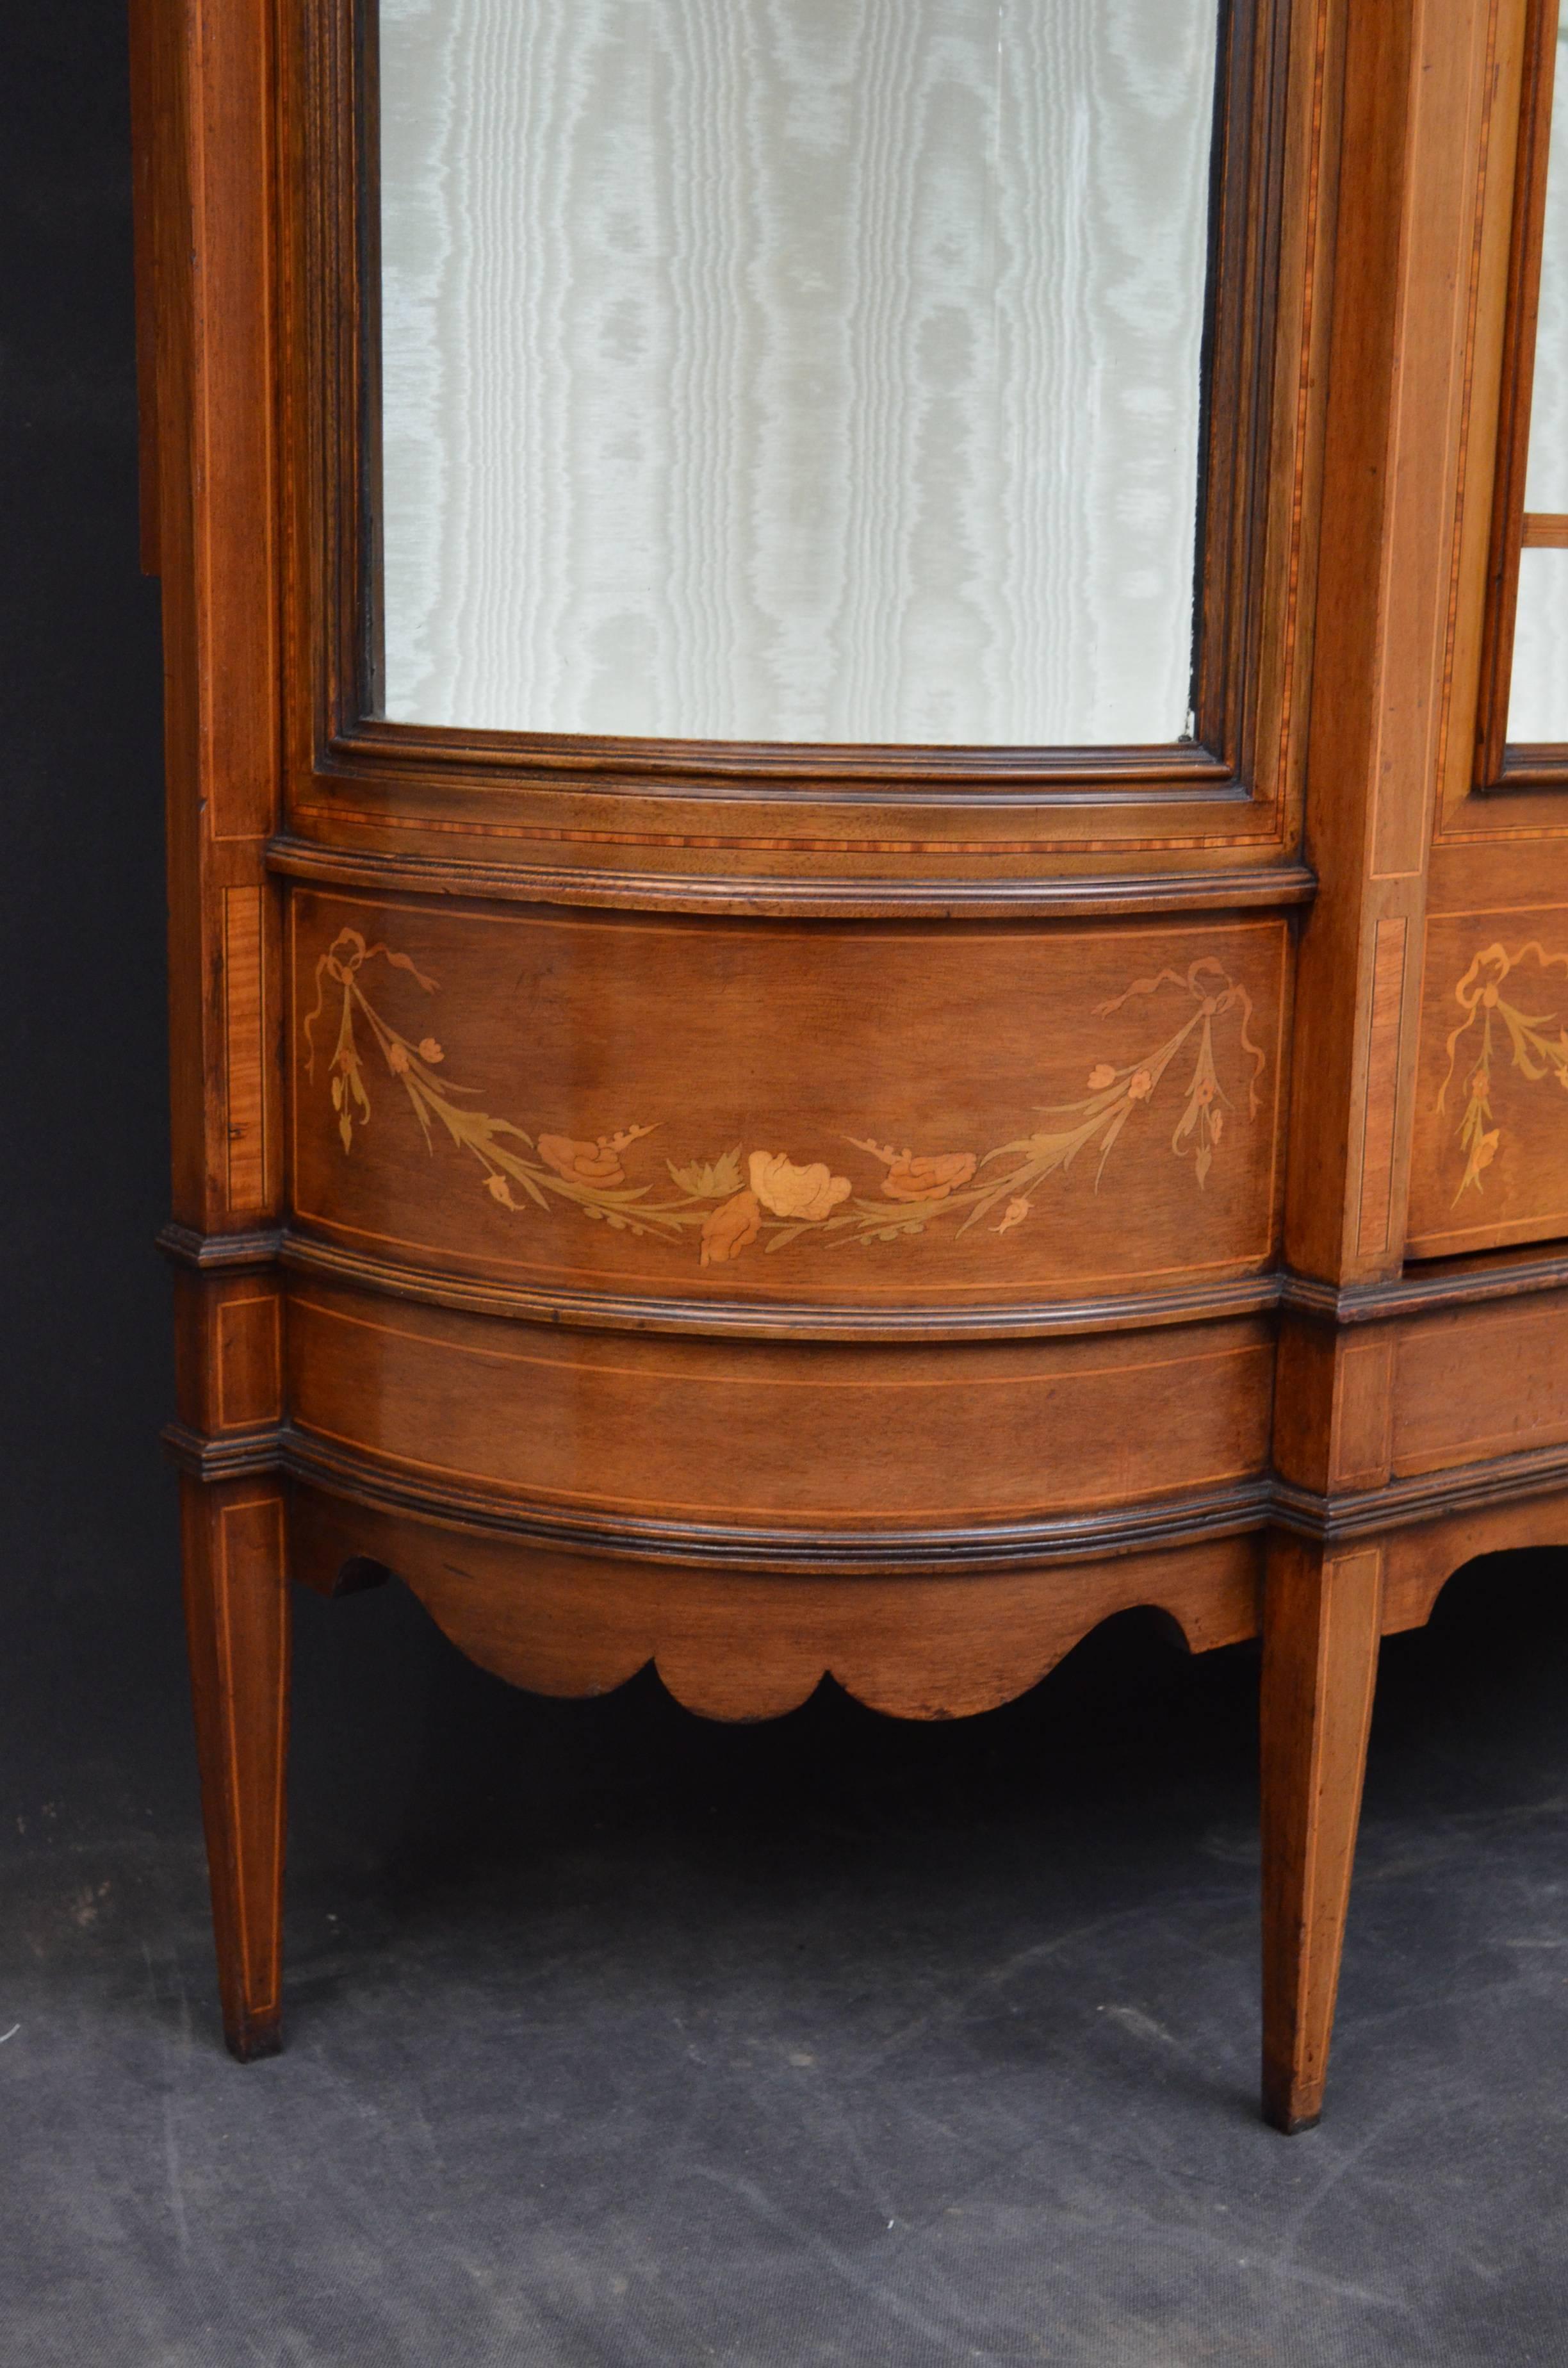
[1512,552,1568,742]
[1512,3,1568,742]
[378,0,1220,746]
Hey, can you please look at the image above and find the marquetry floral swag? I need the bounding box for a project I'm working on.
[1436,941,1568,1203]
[305,933,1266,1267]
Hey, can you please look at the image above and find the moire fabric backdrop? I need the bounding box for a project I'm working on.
[378,0,1217,746]
[1511,10,1568,741]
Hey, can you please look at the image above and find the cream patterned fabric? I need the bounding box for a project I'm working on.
[379,0,1219,746]
[1512,10,1568,744]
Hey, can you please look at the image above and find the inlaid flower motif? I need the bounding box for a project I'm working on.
[539,1135,626,1186]
[309,931,1267,1256]
[700,1189,762,1265]
[747,1151,851,1222]
[844,1136,977,1203]
[881,1151,977,1203]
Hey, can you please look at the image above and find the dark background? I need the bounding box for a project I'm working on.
[3,0,179,1825]
[5,6,1568,2363]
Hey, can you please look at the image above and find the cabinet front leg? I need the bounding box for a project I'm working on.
[1260,1536,1382,2134]
[180,1477,291,2061]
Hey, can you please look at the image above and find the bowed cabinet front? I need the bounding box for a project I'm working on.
[137,0,1568,2129]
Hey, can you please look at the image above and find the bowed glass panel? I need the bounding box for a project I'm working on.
[1512,3,1568,744]
[377,0,1221,748]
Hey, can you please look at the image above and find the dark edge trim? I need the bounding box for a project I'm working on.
[163,1422,284,1480]
[161,1219,1568,1334]
[284,1431,1271,1571]
[1491,748,1568,789]
[1273,1441,1568,1540]
[266,835,1318,921]
[158,1221,285,1272]
[1283,1246,1568,1325]
[316,734,1246,797]
[281,1232,1282,1342]
[162,1424,1568,1564]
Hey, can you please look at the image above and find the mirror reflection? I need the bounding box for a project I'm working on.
[378,0,1220,747]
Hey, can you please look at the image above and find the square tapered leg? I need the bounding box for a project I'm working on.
[181,1476,291,2060]
[1261,1536,1382,2132]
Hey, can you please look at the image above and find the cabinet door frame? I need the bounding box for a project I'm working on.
[278,0,1332,869]
[1474,0,1568,793]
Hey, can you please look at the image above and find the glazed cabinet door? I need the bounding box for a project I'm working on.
[1412,0,1568,1256]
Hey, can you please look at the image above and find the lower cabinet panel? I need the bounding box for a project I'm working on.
[287,889,1290,1308]
[1392,1288,1568,1478]
[286,1282,1274,1533]
[1408,911,1568,1258]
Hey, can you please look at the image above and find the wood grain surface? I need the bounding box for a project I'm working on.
[181,1481,291,2060]
[288,893,1290,1305]
[1391,1290,1568,1476]
[288,1492,1264,1723]
[286,1282,1275,1534]
[1407,910,1568,1253]
[1260,1537,1383,2134]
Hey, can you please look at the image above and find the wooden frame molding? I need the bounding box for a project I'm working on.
[266,833,1320,923]
[162,1215,1568,1329]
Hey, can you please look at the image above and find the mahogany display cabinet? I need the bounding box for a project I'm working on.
[134,0,1568,2130]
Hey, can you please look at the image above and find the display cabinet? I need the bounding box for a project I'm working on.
[133,0,1568,2129]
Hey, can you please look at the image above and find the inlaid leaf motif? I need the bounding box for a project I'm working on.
[667,1149,745,1200]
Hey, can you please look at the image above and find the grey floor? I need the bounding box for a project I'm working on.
[4,1552,1568,2367]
